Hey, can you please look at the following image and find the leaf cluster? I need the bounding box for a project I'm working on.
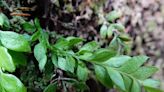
[0,12,162,92]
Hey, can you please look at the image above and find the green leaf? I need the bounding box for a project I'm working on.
[0,84,3,92]
[73,82,88,92]
[30,31,40,42]
[44,61,54,80]
[76,64,88,81]
[119,34,131,41]
[57,55,75,73]
[23,33,31,41]
[107,25,114,38]
[44,82,57,92]
[58,57,68,71]
[78,41,99,54]
[142,79,160,88]
[0,46,15,72]
[0,31,31,52]
[34,18,42,30]
[8,50,27,66]
[111,23,125,32]
[87,49,116,62]
[0,73,27,92]
[66,56,75,73]
[106,10,122,22]
[131,79,141,92]
[54,38,69,50]
[108,36,119,53]
[78,52,93,60]
[122,41,132,54]
[51,52,58,67]
[94,65,113,88]
[122,75,132,91]
[66,37,84,47]
[106,67,125,91]
[39,31,50,48]
[0,13,10,29]
[131,66,158,80]
[34,43,47,71]
[103,55,131,68]
[100,24,108,38]
[22,22,36,33]
[118,55,149,73]
[144,86,163,92]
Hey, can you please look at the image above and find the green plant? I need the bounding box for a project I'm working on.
[99,10,131,55]
[0,12,162,92]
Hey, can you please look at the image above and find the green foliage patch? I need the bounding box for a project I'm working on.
[0,10,162,92]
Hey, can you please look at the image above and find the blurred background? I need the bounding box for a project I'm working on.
[110,0,164,90]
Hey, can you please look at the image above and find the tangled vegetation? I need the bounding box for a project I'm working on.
[0,0,163,92]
